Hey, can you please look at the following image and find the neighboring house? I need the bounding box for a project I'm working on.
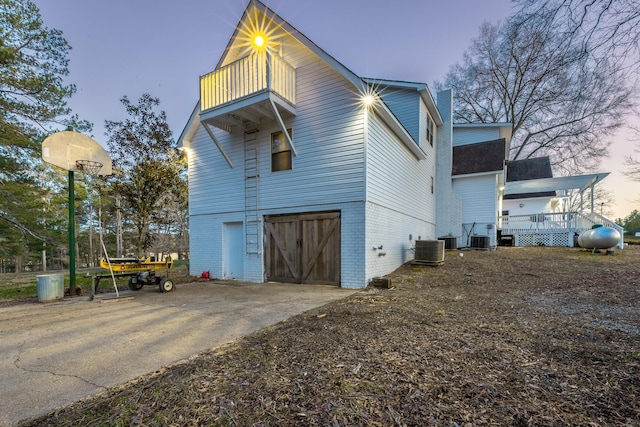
[178,0,450,288]
[450,123,512,248]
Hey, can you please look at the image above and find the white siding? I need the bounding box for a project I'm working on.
[186,28,373,287]
[363,97,436,282]
[187,126,246,216]
[452,174,499,247]
[184,9,443,288]
[453,127,500,146]
[365,202,434,282]
[366,111,434,222]
[378,87,420,142]
[189,34,366,218]
[503,198,553,216]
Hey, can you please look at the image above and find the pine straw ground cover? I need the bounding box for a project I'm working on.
[22,246,640,427]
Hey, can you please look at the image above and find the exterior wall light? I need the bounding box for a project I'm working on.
[253,34,267,49]
[363,94,374,106]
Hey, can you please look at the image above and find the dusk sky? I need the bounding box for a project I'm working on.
[34,0,639,219]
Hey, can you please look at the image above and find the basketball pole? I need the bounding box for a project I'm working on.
[68,170,76,293]
[42,131,111,297]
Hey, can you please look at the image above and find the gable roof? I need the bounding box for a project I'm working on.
[452,139,506,176]
[179,0,428,160]
[504,157,556,199]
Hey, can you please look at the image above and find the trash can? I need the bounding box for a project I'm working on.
[36,274,64,302]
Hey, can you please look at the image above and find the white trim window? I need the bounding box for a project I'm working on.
[271,129,292,172]
[426,113,435,147]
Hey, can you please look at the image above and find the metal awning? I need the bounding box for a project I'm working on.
[503,172,610,195]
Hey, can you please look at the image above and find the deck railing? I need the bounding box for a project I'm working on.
[200,52,296,112]
[500,211,624,248]
[501,211,580,233]
[500,211,621,233]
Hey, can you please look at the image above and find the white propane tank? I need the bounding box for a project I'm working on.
[577,226,621,249]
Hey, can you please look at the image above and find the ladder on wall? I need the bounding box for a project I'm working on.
[244,135,260,254]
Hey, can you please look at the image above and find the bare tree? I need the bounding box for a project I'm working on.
[566,185,615,217]
[516,0,640,75]
[624,126,640,182]
[438,7,636,174]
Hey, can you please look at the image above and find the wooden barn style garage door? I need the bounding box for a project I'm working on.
[264,211,341,285]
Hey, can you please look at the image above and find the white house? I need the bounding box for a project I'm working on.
[450,123,512,248]
[178,0,449,288]
[178,1,623,289]
[447,126,623,249]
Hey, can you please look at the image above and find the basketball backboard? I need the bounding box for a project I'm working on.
[42,131,113,175]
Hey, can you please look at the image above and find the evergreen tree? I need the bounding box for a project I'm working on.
[0,0,87,270]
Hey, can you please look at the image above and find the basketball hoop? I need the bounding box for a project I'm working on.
[75,160,103,178]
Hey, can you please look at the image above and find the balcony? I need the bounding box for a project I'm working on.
[200,52,296,131]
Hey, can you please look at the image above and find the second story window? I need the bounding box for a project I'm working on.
[426,113,435,147]
[271,129,292,172]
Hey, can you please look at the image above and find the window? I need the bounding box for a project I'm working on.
[426,113,435,146]
[431,176,434,194]
[271,129,292,172]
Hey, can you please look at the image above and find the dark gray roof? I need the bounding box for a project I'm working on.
[506,157,553,181]
[452,139,506,176]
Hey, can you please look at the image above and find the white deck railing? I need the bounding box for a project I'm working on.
[501,211,621,233]
[500,211,624,248]
[200,52,296,112]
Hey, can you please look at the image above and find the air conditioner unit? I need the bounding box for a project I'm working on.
[470,235,490,249]
[438,236,457,250]
[414,240,445,265]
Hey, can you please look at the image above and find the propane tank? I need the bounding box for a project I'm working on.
[577,226,621,249]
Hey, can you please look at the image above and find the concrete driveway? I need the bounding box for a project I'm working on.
[0,281,357,426]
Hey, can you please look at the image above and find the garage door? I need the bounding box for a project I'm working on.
[264,211,340,285]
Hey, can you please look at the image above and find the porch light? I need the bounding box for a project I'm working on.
[363,94,374,106]
[252,33,267,49]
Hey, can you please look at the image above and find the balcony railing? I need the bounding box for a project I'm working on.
[200,52,296,112]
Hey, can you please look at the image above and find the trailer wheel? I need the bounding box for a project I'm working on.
[159,278,174,293]
[128,277,144,291]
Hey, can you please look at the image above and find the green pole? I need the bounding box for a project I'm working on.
[68,170,75,295]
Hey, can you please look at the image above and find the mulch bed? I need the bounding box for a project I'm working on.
[21,246,640,426]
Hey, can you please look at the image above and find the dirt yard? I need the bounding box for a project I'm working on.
[21,246,640,426]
